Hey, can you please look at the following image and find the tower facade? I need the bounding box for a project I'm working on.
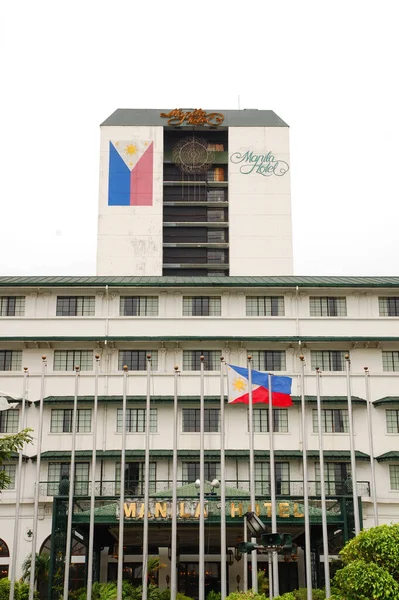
[97,108,293,277]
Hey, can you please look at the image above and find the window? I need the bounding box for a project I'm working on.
[315,462,351,495]
[0,296,25,316]
[182,462,220,484]
[0,464,16,490]
[207,189,226,202]
[386,410,399,433]
[382,351,399,372]
[0,409,19,433]
[207,209,225,222]
[56,296,95,316]
[207,229,226,242]
[183,350,220,371]
[246,297,285,317]
[115,462,156,495]
[183,297,221,316]
[250,351,286,371]
[311,351,346,372]
[120,296,159,316]
[50,409,91,433]
[0,351,22,372]
[379,297,399,317]
[309,297,347,317]
[118,350,158,371]
[0,538,9,580]
[207,167,224,182]
[53,350,93,371]
[207,250,226,264]
[389,465,399,490]
[313,409,349,433]
[252,409,288,433]
[182,409,220,432]
[117,408,157,433]
[47,462,89,496]
[254,462,290,495]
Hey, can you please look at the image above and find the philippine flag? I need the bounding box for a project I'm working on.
[108,140,153,206]
[226,364,292,407]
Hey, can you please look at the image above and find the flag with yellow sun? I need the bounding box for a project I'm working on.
[108,139,154,206]
[226,364,292,406]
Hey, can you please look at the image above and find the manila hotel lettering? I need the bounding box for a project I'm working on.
[122,500,304,520]
[230,150,289,177]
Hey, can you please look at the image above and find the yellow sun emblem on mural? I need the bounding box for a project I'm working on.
[125,144,138,156]
[232,377,247,392]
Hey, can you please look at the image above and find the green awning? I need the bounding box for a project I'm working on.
[376,452,399,462]
[307,451,370,461]
[373,397,399,407]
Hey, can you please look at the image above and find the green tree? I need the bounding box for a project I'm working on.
[333,524,399,599]
[0,429,33,490]
[21,553,50,585]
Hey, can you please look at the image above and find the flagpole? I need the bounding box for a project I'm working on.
[117,365,128,600]
[63,366,80,600]
[268,373,279,597]
[9,367,29,600]
[142,354,152,600]
[364,367,378,525]
[87,354,100,600]
[29,356,47,600]
[220,357,227,600]
[243,515,248,592]
[199,355,205,600]
[299,356,312,600]
[247,356,258,592]
[171,366,179,600]
[345,355,360,535]
[315,368,331,598]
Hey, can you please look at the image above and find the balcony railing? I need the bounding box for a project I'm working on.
[39,479,371,498]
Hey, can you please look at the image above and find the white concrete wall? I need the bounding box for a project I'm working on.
[96,126,164,276]
[228,127,293,275]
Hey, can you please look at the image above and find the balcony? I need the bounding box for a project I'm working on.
[39,479,371,499]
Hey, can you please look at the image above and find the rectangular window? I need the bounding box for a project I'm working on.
[53,350,93,371]
[379,297,399,317]
[0,351,22,372]
[310,351,346,372]
[0,296,25,316]
[207,250,226,264]
[47,462,89,496]
[115,462,156,495]
[0,464,16,489]
[207,189,226,202]
[182,350,220,371]
[207,229,226,243]
[382,351,399,372]
[50,409,91,433]
[120,296,159,316]
[182,408,220,432]
[251,409,288,433]
[386,410,399,433]
[254,462,290,495]
[315,462,351,495]
[250,351,286,372]
[246,297,285,317]
[183,297,221,317]
[207,167,224,182]
[56,296,95,316]
[389,465,399,490]
[0,409,19,433]
[312,409,349,433]
[118,351,158,371]
[116,408,157,433]
[309,297,347,317]
[207,209,225,222]
[182,462,220,484]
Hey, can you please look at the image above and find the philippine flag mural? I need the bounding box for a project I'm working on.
[108,140,153,206]
[226,364,293,407]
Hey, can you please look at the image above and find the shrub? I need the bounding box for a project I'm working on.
[273,590,326,600]
[225,591,267,600]
[0,579,32,600]
[333,559,399,599]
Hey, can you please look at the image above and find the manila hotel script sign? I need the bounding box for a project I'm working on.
[121,500,305,521]
[230,150,289,177]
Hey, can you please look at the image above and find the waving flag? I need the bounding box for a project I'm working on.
[108,139,153,206]
[226,364,292,407]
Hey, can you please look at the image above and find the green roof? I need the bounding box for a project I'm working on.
[373,397,399,407]
[2,275,399,289]
[376,452,399,462]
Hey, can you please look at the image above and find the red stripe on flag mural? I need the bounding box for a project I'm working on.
[130,142,153,206]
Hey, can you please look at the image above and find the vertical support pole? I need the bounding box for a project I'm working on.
[87,354,100,599]
[220,358,227,600]
[364,367,378,526]
[299,356,312,600]
[29,356,47,600]
[247,357,258,592]
[243,515,248,592]
[345,355,361,535]
[117,365,128,600]
[199,356,205,600]
[171,366,179,600]
[142,354,152,600]
[268,373,279,597]
[268,551,273,600]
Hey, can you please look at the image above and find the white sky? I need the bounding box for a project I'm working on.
[1,0,398,277]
